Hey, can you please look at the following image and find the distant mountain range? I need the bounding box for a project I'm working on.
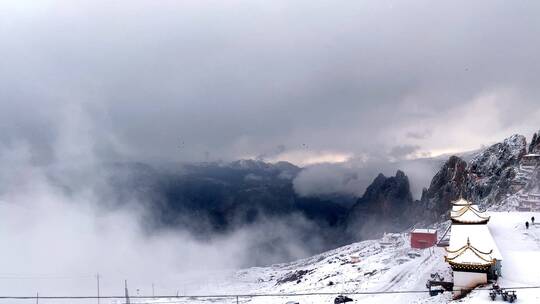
[98,159,349,232]
[45,130,540,265]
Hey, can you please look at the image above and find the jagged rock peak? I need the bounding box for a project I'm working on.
[421,155,467,214]
[419,134,527,221]
[357,170,413,212]
[395,169,406,178]
[469,134,526,176]
[347,170,414,237]
[529,130,540,153]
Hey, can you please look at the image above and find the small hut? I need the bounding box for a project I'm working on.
[410,228,437,249]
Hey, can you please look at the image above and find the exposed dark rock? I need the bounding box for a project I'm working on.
[334,295,354,303]
[418,134,527,221]
[466,134,525,207]
[276,269,313,285]
[347,170,414,237]
[529,131,540,153]
[419,155,468,221]
[358,170,413,218]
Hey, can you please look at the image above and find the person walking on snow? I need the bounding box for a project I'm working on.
[526,221,529,229]
[532,216,535,225]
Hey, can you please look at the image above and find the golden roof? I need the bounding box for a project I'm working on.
[450,204,490,224]
[451,197,472,206]
[445,237,496,269]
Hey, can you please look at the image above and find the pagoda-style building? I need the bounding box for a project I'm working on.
[450,199,490,225]
[445,198,502,298]
[451,197,472,207]
[446,237,496,270]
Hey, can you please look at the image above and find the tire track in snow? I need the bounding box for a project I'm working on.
[379,254,433,292]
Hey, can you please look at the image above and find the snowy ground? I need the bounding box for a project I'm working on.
[2,213,534,304]
[120,212,540,304]
[458,212,540,303]
[119,234,452,303]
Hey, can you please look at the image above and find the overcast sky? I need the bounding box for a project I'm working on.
[1,0,540,166]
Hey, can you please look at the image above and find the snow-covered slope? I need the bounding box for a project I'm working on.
[229,234,450,304]
[125,212,540,304]
[123,232,452,303]
[128,247,450,303]
[459,212,540,303]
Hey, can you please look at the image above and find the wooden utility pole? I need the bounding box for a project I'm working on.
[96,273,101,304]
[124,280,130,304]
[35,292,39,304]
[152,283,155,298]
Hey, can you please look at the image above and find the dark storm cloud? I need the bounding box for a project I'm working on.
[1,0,540,164]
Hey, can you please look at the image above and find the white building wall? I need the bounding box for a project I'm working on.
[453,271,487,298]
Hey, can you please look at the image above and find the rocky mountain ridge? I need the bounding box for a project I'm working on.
[416,134,528,221]
[346,132,535,232]
[143,130,539,246]
[44,130,540,266]
[347,170,414,238]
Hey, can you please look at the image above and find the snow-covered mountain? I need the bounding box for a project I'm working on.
[119,211,539,304]
[417,134,530,221]
[142,131,540,303]
[344,132,534,235]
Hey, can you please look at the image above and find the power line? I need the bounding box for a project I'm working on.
[1,285,539,300]
[0,275,94,280]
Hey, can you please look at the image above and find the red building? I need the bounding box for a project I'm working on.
[410,228,437,248]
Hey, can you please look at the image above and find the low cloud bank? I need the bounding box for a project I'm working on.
[0,144,325,297]
[293,156,443,199]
